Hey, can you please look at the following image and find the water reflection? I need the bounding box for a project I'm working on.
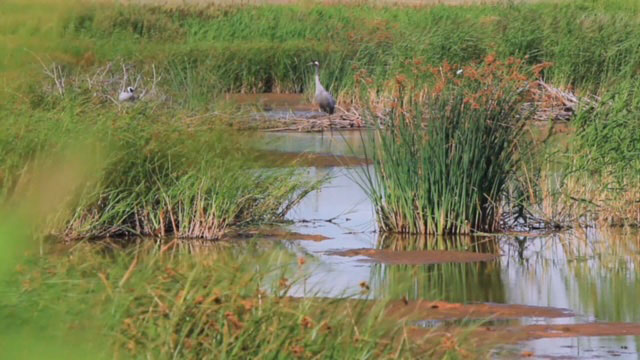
[499,336,640,360]
[371,261,506,303]
[377,232,499,252]
[271,131,640,356]
[262,130,369,157]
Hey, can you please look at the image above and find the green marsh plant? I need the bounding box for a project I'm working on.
[357,59,532,235]
[570,79,640,225]
[0,97,321,240]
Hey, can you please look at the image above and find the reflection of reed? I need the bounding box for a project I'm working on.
[370,234,503,302]
[369,260,505,303]
[558,228,640,322]
[498,229,640,323]
[93,236,287,260]
[377,232,499,253]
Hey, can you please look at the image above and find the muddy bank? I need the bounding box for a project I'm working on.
[285,297,574,321]
[409,322,640,346]
[388,300,574,321]
[326,248,498,265]
[235,228,331,242]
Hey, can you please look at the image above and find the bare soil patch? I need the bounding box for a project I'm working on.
[237,228,331,242]
[409,322,640,346]
[388,300,574,321]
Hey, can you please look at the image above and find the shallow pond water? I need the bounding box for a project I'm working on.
[262,130,640,359]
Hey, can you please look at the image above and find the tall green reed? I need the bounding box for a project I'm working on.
[566,79,640,225]
[357,60,531,235]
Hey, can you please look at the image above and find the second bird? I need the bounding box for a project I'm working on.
[309,61,336,114]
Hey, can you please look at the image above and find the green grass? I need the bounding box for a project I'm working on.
[0,97,321,240]
[40,1,640,100]
[4,0,640,108]
[508,79,640,228]
[573,79,640,182]
[4,1,640,358]
[2,0,639,232]
[568,79,640,225]
[0,139,413,360]
[0,241,406,359]
[0,151,478,360]
[0,194,422,359]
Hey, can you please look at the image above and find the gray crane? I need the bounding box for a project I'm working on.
[309,61,335,114]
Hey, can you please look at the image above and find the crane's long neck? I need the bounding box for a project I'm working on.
[314,66,323,93]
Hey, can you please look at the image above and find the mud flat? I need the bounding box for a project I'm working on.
[409,322,640,345]
[387,300,574,321]
[235,228,331,242]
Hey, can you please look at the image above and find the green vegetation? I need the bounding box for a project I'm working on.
[570,79,640,225]
[0,188,418,359]
[509,78,640,229]
[5,0,640,106]
[0,142,455,360]
[6,0,635,230]
[3,0,640,358]
[356,60,531,234]
[1,241,418,359]
[62,0,639,99]
[0,100,320,240]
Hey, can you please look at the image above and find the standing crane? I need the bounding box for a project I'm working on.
[309,61,335,114]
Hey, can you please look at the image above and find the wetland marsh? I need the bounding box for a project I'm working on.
[2,0,640,358]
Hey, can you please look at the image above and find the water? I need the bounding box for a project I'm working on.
[506,337,639,359]
[264,130,640,358]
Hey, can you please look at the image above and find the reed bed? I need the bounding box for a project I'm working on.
[0,97,321,240]
[570,79,640,225]
[6,0,640,106]
[357,59,532,235]
[0,158,480,359]
[508,79,640,229]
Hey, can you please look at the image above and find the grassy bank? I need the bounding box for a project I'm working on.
[0,98,320,240]
[68,0,640,96]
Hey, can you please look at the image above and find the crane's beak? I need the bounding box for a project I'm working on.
[307,62,314,66]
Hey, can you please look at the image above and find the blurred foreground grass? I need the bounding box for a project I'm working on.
[0,157,442,358]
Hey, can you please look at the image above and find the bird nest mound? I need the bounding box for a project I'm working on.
[524,80,598,122]
[261,108,365,132]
